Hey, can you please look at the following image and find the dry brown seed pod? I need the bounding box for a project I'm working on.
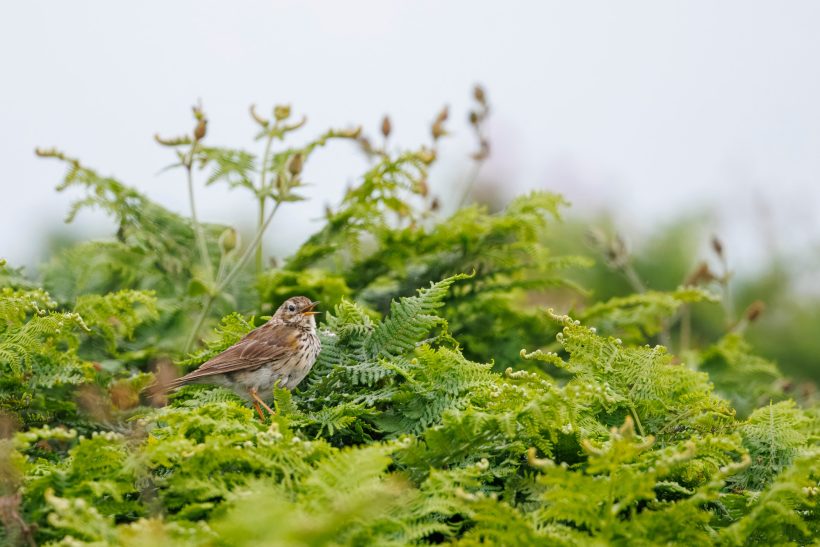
[685,262,717,286]
[288,153,304,176]
[432,120,445,140]
[381,115,392,138]
[711,236,724,257]
[194,118,207,141]
[744,300,765,323]
[473,84,486,105]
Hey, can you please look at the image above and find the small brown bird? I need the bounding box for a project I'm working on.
[156,296,320,419]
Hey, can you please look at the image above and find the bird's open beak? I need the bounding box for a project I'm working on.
[301,301,320,315]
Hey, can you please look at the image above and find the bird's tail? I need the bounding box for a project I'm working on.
[141,369,190,403]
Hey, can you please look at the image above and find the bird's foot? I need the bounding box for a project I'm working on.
[249,388,276,421]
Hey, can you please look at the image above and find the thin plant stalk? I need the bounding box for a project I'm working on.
[457,160,485,208]
[184,200,283,353]
[220,201,282,291]
[255,134,276,275]
[184,147,214,281]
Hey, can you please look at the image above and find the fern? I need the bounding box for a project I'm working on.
[37,149,224,277]
[8,103,818,546]
[699,334,784,418]
[579,286,718,343]
[74,289,158,355]
[729,400,811,491]
[366,274,469,359]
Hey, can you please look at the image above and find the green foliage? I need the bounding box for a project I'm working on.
[729,401,812,491]
[699,334,784,418]
[286,188,589,368]
[0,286,157,428]
[3,102,817,546]
[578,287,718,344]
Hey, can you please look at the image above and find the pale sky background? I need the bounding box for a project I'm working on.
[2,1,819,276]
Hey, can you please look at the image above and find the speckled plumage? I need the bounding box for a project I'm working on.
[162,297,320,410]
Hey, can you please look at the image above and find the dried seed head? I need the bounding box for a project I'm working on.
[430,122,444,141]
[274,104,291,121]
[685,262,717,286]
[288,153,304,176]
[381,115,392,139]
[469,110,479,126]
[430,197,440,211]
[711,236,724,257]
[194,118,207,141]
[473,84,486,105]
[744,300,765,323]
[432,106,449,140]
[431,121,445,140]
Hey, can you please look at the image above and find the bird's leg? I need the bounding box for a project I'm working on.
[249,388,275,417]
[252,399,265,421]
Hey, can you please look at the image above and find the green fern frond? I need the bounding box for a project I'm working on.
[699,334,784,417]
[366,273,470,359]
[729,400,811,490]
[579,287,718,342]
[200,147,257,190]
[74,289,158,354]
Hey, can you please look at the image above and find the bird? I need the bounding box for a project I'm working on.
[151,296,321,420]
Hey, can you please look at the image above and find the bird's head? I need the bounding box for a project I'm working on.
[273,296,319,329]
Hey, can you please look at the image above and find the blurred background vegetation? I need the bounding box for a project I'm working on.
[29,174,820,387]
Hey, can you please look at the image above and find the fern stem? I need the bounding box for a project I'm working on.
[719,254,734,327]
[680,304,692,354]
[184,200,281,351]
[621,262,646,294]
[629,405,646,438]
[255,198,265,274]
[457,160,483,208]
[185,176,282,351]
[255,134,276,275]
[185,146,213,280]
[184,294,214,353]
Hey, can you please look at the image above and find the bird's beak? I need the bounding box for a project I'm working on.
[301,301,320,315]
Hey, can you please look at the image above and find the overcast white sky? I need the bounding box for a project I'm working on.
[2,1,819,273]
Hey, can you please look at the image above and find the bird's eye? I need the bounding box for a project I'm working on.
[288,304,296,312]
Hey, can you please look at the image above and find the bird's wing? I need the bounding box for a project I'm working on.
[172,323,300,385]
